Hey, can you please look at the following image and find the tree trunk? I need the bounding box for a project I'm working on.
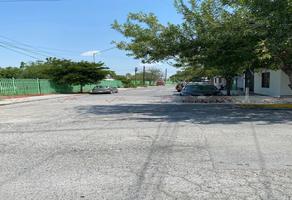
[225,78,233,96]
[282,65,292,90]
[80,85,83,93]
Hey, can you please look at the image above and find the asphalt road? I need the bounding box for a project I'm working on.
[1,86,292,200]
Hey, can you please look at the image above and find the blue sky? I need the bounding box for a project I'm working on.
[0,0,182,76]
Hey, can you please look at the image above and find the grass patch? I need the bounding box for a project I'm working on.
[239,104,292,109]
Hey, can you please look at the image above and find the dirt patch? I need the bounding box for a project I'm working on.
[181,96,233,103]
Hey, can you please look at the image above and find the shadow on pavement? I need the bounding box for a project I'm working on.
[76,104,292,125]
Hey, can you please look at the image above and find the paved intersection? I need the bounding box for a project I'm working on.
[0,86,292,199]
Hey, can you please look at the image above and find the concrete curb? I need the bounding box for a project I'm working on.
[0,94,79,106]
[0,88,133,106]
[235,104,292,110]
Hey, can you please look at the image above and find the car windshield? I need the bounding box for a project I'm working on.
[199,85,217,91]
[95,86,105,89]
[186,85,217,91]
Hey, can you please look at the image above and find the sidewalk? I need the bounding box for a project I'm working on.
[0,94,75,106]
[232,95,292,104]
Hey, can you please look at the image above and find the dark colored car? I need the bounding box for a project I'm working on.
[90,85,118,94]
[180,84,221,96]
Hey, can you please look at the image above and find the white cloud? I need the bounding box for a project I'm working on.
[81,50,100,56]
[139,62,163,67]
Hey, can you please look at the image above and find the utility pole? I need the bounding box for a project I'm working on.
[92,52,99,63]
[93,53,96,63]
[143,66,146,86]
[164,68,168,82]
[135,67,138,86]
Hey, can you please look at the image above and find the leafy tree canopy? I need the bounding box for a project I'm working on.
[0,67,22,79]
[113,0,292,94]
[125,67,164,85]
[170,66,219,82]
[45,58,108,92]
[1,58,109,92]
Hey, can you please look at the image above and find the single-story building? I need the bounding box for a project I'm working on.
[234,75,245,91]
[213,76,226,89]
[212,69,292,97]
[254,69,292,97]
[213,75,249,93]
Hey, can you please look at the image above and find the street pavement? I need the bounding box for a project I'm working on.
[0,86,292,200]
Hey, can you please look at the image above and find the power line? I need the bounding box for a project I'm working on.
[0,36,53,59]
[0,35,117,56]
[0,35,83,57]
[0,43,41,59]
[0,34,118,61]
[99,47,117,53]
[32,46,80,54]
[0,40,53,58]
[0,0,62,2]
[0,35,58,57]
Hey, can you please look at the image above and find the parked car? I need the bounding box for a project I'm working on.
[176,81,187,92]
[180,83,221,96]
[90,85,118,94]
[156,80,165,86]
[176,83,183,92]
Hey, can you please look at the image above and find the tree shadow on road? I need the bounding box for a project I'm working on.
[75,104,292,125]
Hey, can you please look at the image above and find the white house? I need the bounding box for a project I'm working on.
[214,75,245,91]
[234,75,245,90]
[254,69,292,97]
[213,76,226,89]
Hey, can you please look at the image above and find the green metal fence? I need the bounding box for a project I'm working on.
[165,80,175,85]
[0,78,123,96]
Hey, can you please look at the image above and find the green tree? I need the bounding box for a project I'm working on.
[222,0,292,88]
[145,67,164,85]
[46,58,108,93]
[112,0,261,95]
[113,75,135,88]
[126,67,163,86]
[112,12,181,63]
[113,0,292,95]
[18,61,52,79]
[1,58,108,93]
[0,67,22,78]
[178,0,261,94]
[170,66,218,82]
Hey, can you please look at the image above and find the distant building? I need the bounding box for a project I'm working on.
[234,75,245,91]
[212,69,292,97]
[213,76,226,89]
[254,69,292,97]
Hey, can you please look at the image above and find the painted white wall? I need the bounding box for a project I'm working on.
[280,70,292,96]
[254,69,281,97]
[235,76,244,89]
[254,69,292,97]
[213,77,226,89]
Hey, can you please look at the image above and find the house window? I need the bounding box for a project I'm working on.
[262,72,270,88]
